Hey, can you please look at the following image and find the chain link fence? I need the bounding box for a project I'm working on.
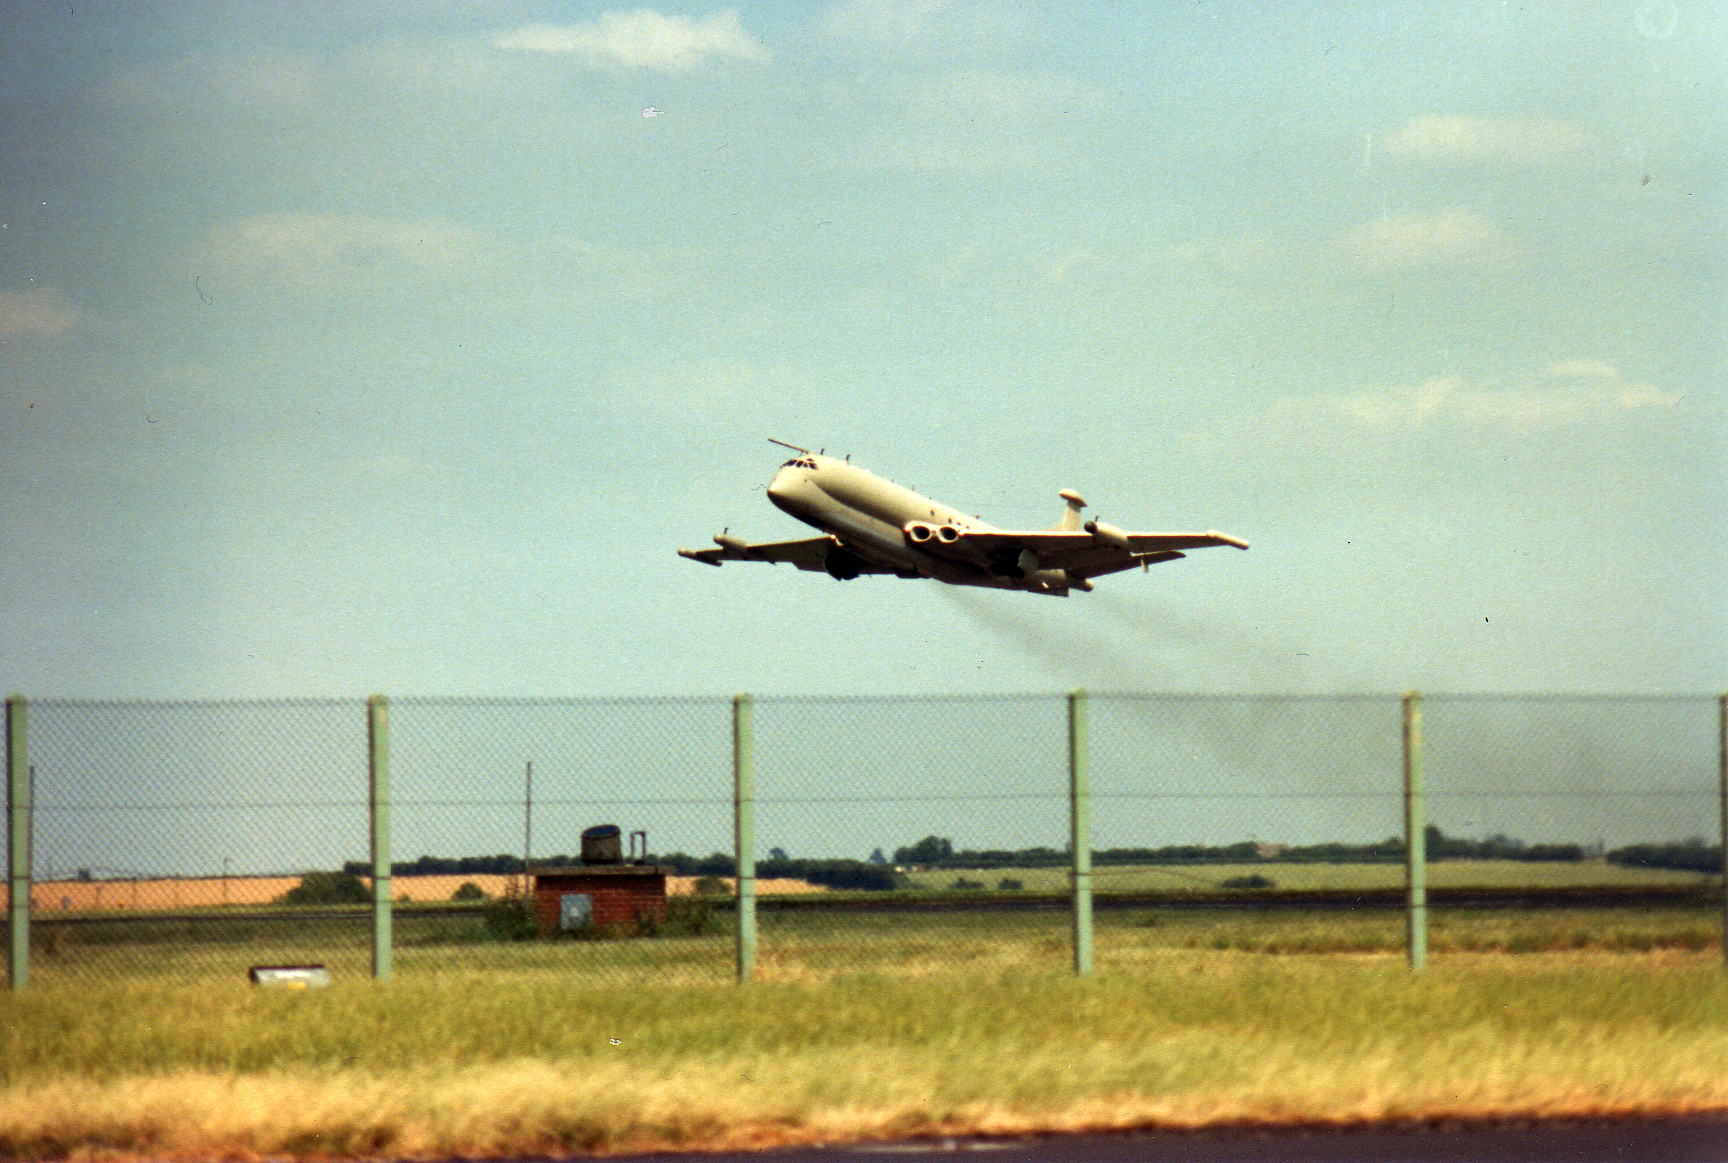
[6,693,1723,988]
[22,699,370,984]
[752,694,1072,981]
[390,696,733,984]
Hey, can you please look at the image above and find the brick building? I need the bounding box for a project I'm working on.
[531,864,670,934]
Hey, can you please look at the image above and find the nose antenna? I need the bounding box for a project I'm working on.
[768,438,809,453]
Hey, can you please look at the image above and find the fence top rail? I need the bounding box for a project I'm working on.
[28,697,366,710]
[749,692,1066,706]
[1093,691,1399,704]
[390,694,731,708]
[1418,692,1723,703]
[14,691,1722,709]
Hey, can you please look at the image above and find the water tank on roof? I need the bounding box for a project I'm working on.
[581,824,623,864]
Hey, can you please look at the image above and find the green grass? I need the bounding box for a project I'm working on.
[898,859,1717,895]
[4,951,1726,1159]
[26,900,1722,989]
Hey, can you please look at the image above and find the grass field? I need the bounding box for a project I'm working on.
[21,860,1715,917]
[901,859,1718,894]
[25,896,1724,986]
[11,869,1725,1158]
[4,945,1726,1160]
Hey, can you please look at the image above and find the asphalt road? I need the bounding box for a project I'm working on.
[511,1116,1728,1163]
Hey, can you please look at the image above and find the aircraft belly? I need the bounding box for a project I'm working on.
[816,510,994,583]
[809,508,919,574]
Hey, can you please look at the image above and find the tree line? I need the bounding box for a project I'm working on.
[886,827,1589,868]
[342,852,903,891]
[342,829,1722,893]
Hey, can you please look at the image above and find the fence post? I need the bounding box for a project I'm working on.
[6,696,27,992]
[1069,689,1093,976]
[1719,693,1726,971]
[368,695,392,982]
[733,694,756,983]
[1403,691,1427,971]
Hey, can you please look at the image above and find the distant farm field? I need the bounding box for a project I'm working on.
[21,873,821,913]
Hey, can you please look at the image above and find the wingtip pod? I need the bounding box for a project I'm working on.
[1210,531,1250,550]
[678,547,723,566]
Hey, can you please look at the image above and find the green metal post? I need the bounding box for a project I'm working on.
[733,694,756,983]
[1403,691,1427,971]
[368,695,392,981]
[1069,689,1094,976]
[1719,694,1727,970]
[6,696,28,992]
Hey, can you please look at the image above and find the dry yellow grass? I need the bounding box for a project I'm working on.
[4,950,1726,1160]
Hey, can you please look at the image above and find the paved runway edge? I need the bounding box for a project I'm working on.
[569,1113,1728,1163]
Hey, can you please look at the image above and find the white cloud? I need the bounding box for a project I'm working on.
[1338,208,1517,269]
[1261,369,1680,437]
[203,212,709,300]
[207,213,496,275]
[845,69,1107,172]
[492,9,768,71]
[1382,115,1593,163]
[0,289,80,337]
[610,357,827,428]
[101,51,330,108]
[1042,249,1111,283]
[819,0,1034,56]
[821,0,948,43]
[100,40,559,112]
[1544,358,1620,379]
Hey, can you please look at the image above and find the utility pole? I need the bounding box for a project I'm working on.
[523,759,534,897]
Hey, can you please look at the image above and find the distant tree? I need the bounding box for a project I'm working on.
[279,870,370,906]
[768,846,789,862]
[997,877,1024,891]
[694,852,737,876]
[451,881,487,901]
[895,836,954,866]
[868,848,888,865]
[1609,838,1720,874]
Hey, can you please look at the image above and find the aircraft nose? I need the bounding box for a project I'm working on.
[766,466,804,514]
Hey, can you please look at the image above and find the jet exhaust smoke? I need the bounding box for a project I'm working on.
[939,587,1193,691]
[942,586,1312,693]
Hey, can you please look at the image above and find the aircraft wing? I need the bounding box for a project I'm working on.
[954,528,1248,577]
[678,535,903,574]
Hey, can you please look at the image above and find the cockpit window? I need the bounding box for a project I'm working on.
[782,457,818,469]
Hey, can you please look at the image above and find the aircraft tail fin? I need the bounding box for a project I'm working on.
[1053,489,1087,531]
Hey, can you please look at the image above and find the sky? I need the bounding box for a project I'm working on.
[3,0,1725,702]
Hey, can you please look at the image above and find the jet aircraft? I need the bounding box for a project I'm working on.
[678,441,1248,597]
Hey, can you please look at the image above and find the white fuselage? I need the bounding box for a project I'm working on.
[765,454,1070,592]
